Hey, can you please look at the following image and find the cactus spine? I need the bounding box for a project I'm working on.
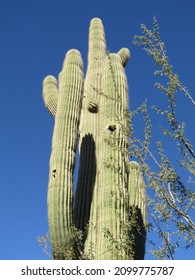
[43,18,146,260]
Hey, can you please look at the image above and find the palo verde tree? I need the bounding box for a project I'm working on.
[41,18,146,260]
[131,16,195,259]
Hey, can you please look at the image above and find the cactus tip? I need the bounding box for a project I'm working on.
[43,75,57,86]
[66,49,81,56]
[63,49,83,69]
[90,17,102,24]
[129,161,140,168]
[118,48,130,67]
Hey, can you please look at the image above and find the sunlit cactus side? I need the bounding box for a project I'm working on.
[74,18,107,236]
[75,18,146,260]
[81,51,131,259]
[43,50,84,259]
[43,76,58,117]
[42,18,147,260]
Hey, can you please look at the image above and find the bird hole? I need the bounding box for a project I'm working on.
[107,125,116,132]
[87,101,98,113]
[52,169,56,178]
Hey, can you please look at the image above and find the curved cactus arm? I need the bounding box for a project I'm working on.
[47,49,84,259]
[117,48,131,67]
[42,75,58,117]
[128,161,147,259]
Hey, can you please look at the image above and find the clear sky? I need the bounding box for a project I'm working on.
[0,0,194,260]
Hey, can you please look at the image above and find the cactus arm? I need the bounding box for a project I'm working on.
[47,49,84,259]
[42,75,58,117]
[128,161,147,259]
[83,52,131,259]
[117,48,131,67]
[96,53,130,259]
[128,161,146,221]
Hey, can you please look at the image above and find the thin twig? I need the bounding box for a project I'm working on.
[177,82,195,105]
[132,136,161,168]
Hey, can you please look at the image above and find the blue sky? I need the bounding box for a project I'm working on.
[0,0,194,260]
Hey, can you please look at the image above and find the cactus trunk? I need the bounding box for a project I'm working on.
[42,18,146,260]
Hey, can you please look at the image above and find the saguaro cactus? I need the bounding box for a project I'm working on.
[42,18,146,260]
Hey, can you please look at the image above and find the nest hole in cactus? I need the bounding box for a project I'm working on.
[52,169,56,178]
[107,125,116,132]
[87,101,98,113]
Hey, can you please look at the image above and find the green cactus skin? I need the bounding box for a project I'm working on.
[74,17,107,249]
[43,76,58,117]
[81,52,131,259]
[98,53,130,259]
[43,18,146,260]
[128,161,147,259]
[43,49,84,259]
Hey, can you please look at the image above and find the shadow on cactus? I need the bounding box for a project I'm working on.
[42,17,147,259]
[74,134,96,241]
